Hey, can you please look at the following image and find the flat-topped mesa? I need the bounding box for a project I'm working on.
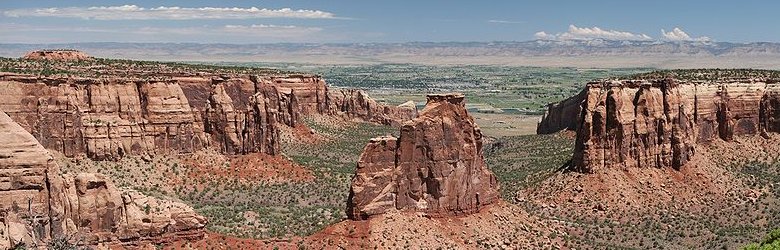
[347,93,499,220]
[0,112,206,248]
[22,49,92,61]
[538,78,780,173]
[0,71,415,161]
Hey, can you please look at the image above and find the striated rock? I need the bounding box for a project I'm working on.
[259,75,328,115]
[1,77,209,160]
[203,78,279,155]
[22,50,92,61]
[537,89,585,134]
[347,93,499,220]
[0,111,206,248]
[0,72,414,161]
[328,89,418,127]
[540,78,780,172]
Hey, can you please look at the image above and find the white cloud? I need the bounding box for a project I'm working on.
[661,27,710,42]
[535,25,653,41]
[534,31,555,40]
[488,20,524,24]
[3,5,337,20]
[0,23,325,43]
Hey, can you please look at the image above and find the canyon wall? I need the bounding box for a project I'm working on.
[539,79,780,172]
[537,89,585,134]
[0,111,206,248]
[0,73,416,160]
[347,93,499,220]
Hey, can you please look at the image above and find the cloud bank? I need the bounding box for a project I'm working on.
[0,23,325,43]
[2,5,337,20]
[535,25,652,41]
[661,27,710,42]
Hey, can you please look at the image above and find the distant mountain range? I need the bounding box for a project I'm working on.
[3,40,780,68]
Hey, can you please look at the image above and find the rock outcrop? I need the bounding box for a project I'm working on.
[22,50,92,61]
[0,111,206,248]
[539,79,780,172]
[328,89,418,127]
[347,93,499,220]
[0,73,415,160]
[537,89,585,134]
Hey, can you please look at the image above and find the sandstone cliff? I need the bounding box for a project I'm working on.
[22,50,92,61]
[0,111,206,249]
[347,93,499,220]
[539,79,780,172]
[537,89,585,134]
[328,89,418,127]
[0,73,415,160]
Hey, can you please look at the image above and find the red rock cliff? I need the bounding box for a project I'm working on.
[540,79,780,172]
[0,111,206,248]
[347,93,499,220]
[0,73,415,160]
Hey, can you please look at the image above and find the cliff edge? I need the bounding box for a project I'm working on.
[0,111,206,248]
[538,78,780,172]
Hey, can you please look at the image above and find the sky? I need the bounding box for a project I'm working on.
[0,0,778,44]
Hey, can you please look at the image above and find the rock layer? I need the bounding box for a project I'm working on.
[22,50,92,61]
[0,111,206,248]
[0,73,415,160]
[347,93,499,220]
[537,89,585,134]
[538,79,780,172]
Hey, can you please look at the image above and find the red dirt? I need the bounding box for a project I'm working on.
[181,151,314,184]
[522,134,780,214]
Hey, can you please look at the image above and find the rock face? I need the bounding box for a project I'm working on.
[539,79,780,172]
[347,93,499,220]
[328,89,418,127]
[22,50,92,61]
[0,73,415,160]
[0,111,206,248]
[537,89,585,134]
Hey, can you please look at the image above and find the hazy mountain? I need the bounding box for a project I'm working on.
[3,40,780,68]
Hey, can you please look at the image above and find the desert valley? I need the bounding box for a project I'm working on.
[2,1,780,250]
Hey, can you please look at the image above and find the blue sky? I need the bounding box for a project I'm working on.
[0,0,777,43]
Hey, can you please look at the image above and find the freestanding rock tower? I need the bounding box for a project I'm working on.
[347,93,499,220]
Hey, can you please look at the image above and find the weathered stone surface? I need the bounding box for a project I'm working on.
[0,111,206,248]
[540,79,780,172]
[537,89,585,134]
[347,93,499,220]
[328,89,418,127]
[22,50,92,61]
[259,75,328,115]
[0,73,415,161]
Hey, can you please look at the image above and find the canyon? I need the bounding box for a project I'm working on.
[538,78,780,172]
[0,50,421,248]
[0,70,415,161]
[0,111,206,248]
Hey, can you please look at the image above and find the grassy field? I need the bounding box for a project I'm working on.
[213,62,649,114]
